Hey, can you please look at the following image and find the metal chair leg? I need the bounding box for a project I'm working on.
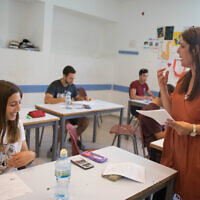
[142,146,146,157]
[100,114,103,123]
[39,127,45,147]
[97,117,100,128]
[112,134,118,145]
[64,130,68,142]
[131,135,138,154]
[128,116,133,125]
[79,134,82,143]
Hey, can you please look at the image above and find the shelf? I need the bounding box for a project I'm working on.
[0,0,44,50]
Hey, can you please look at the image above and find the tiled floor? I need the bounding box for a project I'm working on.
[29,115,146,167]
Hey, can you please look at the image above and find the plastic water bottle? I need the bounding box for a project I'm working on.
[65,92,71,105]
[54,149,71,200]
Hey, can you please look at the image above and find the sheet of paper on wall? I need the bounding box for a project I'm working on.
[102,162,145,183]
[137,109,173,125]
[0,172,32,200]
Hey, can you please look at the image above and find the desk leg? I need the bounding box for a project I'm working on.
[165,178,175,200]
[26,129,30,149]
[117,108,124,147]
[127,100,131,124]
[35,128,40,157]
[93,114,98,143]
[60,117,65,150]
[52,121,58,161]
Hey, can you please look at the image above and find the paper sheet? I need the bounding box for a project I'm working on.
[137,109,173,125]
[102,162,145,183]
[72,100,94,105]
[0,173,32,200]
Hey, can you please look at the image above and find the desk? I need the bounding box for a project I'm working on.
[20,107,60,161]
[6,146,177,200]
[150,138,164,151]
[36,100,124,149]
[127,99,151,124]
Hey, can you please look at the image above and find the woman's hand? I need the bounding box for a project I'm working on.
[166,119,192,136]
[157,68,169,89]
[7,151,35,168]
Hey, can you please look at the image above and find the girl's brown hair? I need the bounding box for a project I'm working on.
[179,27,200,100]
[0,80,22,148]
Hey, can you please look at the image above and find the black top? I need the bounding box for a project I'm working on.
[46,79,78,99]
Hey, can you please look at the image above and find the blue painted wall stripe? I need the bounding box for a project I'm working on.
[19,85,48,93]
[113,84,129,93]
[18,84,112,93]
[113,84,159,97]
[76,84,112,91]
[118,50,139,55]
[18,84,159,96]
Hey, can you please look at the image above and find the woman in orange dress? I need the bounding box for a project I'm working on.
[157,27,200,200]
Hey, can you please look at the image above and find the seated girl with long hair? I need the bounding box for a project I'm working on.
[0,80,35,174]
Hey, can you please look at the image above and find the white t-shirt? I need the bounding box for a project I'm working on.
[0,120,25,174]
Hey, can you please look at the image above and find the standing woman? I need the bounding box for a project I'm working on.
[157,27,200,200]
[0,80,35,174]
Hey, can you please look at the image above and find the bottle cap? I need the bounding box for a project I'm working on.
[60,149,67,157]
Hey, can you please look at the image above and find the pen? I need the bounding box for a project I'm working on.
[27,115,32,119]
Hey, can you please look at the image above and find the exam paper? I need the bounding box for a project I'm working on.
[0,173,32,200]
[137,109,173,125]
[102,162,145,183]
[72,100,94,105]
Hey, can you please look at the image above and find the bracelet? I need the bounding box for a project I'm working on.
[190,124,197,137]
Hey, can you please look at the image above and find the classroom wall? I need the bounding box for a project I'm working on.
[1,0,200,117]
[112,0,200,115]
[0,0,119,108]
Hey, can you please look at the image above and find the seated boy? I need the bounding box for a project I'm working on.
[129,68,155,117]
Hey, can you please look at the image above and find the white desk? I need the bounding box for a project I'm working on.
[150,138,164,151]
[127,99,151,124]
[4,146,177,200]
[36,100,124,149]
[20,107,60,161]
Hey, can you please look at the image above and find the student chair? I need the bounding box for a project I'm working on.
[109,124,138,154]
[66,123,80,155]
[66,123,95,156]
[138,115,162,162]
[128,86,135,125]
[78,87,103,127]
[138,115,148,158]
[39,124,82,149]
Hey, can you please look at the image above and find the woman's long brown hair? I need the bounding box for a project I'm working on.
[179,27,200,100]
[0,80,22,149]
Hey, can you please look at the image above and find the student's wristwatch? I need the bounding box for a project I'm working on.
[190,124,197,137]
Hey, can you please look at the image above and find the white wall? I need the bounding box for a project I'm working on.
[0,0,118,107]
[51,6,117,57]
[1,0,200,116]
[112,0,200,115]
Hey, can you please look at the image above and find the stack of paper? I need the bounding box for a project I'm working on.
[102,162,145,183]
[137,109,173,125]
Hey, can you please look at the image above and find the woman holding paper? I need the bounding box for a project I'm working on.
[0,80,35,174]
[157,27,200,200]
